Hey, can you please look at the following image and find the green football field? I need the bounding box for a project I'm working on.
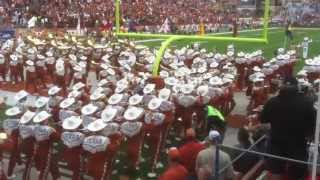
[134,27,320,73]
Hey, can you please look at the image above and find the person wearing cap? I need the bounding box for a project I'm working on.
[235,55,247,90]
[221,78,236,115]
[60,116,85,180]
[3,107,23,179]
[194,85,211,130]
[260,76,316,180]
[9,55,20,84]
[247,77,269,114]
[19,110,36,180]
[33,111,61,180]
[55,59,68,96]
[195,130,235,180]
[159,147,188,180]
[25,60,38,93]
[121,115,145,169]
[83,119,116,180]
[48,86,63,122]
[35,55,48,89]
[14,90,29,112]
[175,84,197,135]
[158,89,176,149]
[45,51,56,82]
[144,98,166,172]
[178,128,205,179]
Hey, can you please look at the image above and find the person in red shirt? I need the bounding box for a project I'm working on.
[159,147,188,180]
[178,129,205,178]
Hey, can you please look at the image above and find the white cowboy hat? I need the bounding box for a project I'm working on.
[33,111,52,123]
[35,97,49,108]
[227,51,234,57]
[62,116,83,130]
[224,74,235,80]
[14,90,29,102]
[81,104,98,116]
[101,107,118,122]
[37,54,45,60]
[210,61,219,68]
[209,77,223,86]
[116,79,129,87]
[20,110,36,124]
[87,119,107,132]
[79,56,87,61]
[97,79,109,87]
[46,51,53,57]
[143,84,156,94]
[48,86,61,96]
[172,85,182,93]
[197,85,209,96]
[124,106,144,121]
[115,84,128,94]
[164,77,178,86]
[148,98,163,111]
[5,106,22,117]
[90,92,105,101]
[68,90,82,98]
[237,52,245,57]
[108,94,123,105]
[253,66,261,72]
[60,98,76,109]
[72,82,85,91]
[181,84,194,94]
[107,68,115,75]
[158,88,171,100]
[10,54,18,61]
[297,70,307,76]
[159,70,169,78]
[26,60,34,66]
[129,94,143,106]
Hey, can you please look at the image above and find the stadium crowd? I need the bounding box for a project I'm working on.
[0,0,262,33]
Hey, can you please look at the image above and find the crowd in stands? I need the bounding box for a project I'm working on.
[283,1,320,27]
[0,0,262,33]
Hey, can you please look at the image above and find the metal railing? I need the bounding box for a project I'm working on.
[214,135,320,179]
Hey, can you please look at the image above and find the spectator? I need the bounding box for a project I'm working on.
[260,76,316,180]
[195,130,235,180]
[178,128,205,180]
[231,128,260,176]
[159,147,189,180]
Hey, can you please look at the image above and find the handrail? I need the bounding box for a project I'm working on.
[219,135,266,174]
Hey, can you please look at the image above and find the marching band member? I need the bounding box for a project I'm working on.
[101,107,123,179]
[145,98,166,174]
[45,51,56,82]
[9,54,20,85]
[121,106,145,169]
[48,86,63,122]
[3,106,23,179]
[35,54,48,88]
[19,110,36,180]
[61,116,85,180]
[25,60,38,93]
[33,111,61,180]
[158,88,175,148]
[83,119,112,180]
